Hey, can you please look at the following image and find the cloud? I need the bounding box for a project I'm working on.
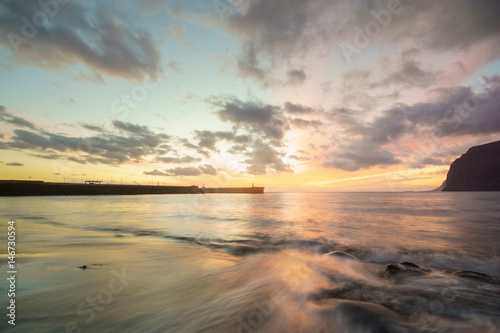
[410,157,449,169]
[199,164,217,176]
[324,77,500,171]
[0,105,37,129]
[0,121,172,165]
[402,1,500,52]
[165,166,202,177]
[6,162,23,166]
[157,155,202,164]
[284,102,316,115]
[323,142,400,172]
[144,169,168,176]
[168,61,183,73]
[244,141,292,175]
[226,0,500,85]
[141,0,166,15]
[215,98,289,142]
[144,164,218,177]
[0,1,162,81]
[30,153,59,160]
[289,118,323,129]
[167,3,217,28]
[378,60,440,89]
[287,69,306,84]
[73,69,105,84]
[206,96,327,174]
[112,120,156,137]
[235,43,268,83]
[194,130,250,151]
[288,154,310,161]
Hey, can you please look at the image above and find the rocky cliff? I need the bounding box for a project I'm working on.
[443,140,500,191]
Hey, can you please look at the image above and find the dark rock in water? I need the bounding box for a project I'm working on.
[326,251,358,260]
[384,263,425,282]
[385,264,401,273]
[443,140,500,191]
[78,265,87,269]
[326,300,415,333]
[452,270,493,282]
[400,262,419,268]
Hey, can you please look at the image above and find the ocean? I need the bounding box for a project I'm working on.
[1,192,499,332]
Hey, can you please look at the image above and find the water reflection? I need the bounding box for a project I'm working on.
[1,192,499,332]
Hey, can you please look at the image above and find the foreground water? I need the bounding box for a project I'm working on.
[0,192,499,332]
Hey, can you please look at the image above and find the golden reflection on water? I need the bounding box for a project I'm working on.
[0,192,499,332]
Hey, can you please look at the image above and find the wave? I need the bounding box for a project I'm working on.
[69,224,499,278]
[162,249,500,332]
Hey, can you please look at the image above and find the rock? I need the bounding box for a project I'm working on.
[78,265,87,269]
[443,140,500,191]
[452,270,492,283]
[384,263,425,282]
[400,262,420,268]
[326,251,358,260]
[325,300,415,333]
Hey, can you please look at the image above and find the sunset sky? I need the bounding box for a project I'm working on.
[1,0,500,191]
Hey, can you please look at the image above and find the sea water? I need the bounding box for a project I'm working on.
[0,192,499,332]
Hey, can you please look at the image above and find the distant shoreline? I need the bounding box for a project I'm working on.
[0,180,264,196]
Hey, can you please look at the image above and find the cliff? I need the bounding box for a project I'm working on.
[443,140,500,191]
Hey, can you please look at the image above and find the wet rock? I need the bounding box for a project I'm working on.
[384,263,425,282]
[326,251,358,260]
[452,270,493,283]
[401,262,419,268]
[325,300,416,333]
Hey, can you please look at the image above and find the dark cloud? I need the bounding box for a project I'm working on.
[145,164,217,177]
[199,164,217,176]
[112,120,157,137]
[402,1,500,51]
[284,102,316,115]
[289,118,323,129]
[324,142,400,172]
[144,169,168,176]
[324,77,500,171]
[410,157,449,169]
[6,162,23,166]
[165,166,202,177]
[1,122,171,165]
[378,60,440,89]
[288,154,310,161]
[0,105,37,129]
[287,69,306,84]
[30,153,59,160]
[194,130,249,151]
[244,141,292,175]
[0,0,161,81]
[81,124,104,132]
[226,0,500,84]
[215,98,289,142]
[157,155,202,164]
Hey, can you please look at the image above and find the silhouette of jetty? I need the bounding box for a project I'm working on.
[0,180,264,196]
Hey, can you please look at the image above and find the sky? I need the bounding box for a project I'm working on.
[1,0,500,191]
